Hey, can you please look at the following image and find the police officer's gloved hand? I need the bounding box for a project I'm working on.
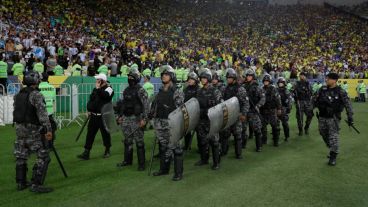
[46,131,53,141]
[347,117,354,126]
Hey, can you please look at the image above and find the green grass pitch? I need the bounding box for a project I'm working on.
[0,103,367,207]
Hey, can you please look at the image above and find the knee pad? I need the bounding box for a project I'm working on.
[174,148,183,156]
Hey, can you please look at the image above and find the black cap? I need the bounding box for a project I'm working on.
[326,72,339,80]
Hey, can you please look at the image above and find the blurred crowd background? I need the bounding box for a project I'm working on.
[1,0,368,81]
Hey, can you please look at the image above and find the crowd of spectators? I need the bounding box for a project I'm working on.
[0,0,368,82]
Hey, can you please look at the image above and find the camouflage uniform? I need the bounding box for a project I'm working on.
[314,85,353,165]
[151,83,184,178]
[278,86,292,140]
[293,80,314,135]
[212,82,228,153]
[221,83,250,158]
[196,84,222,169]
[260,84,282,146]
[243,81,265,151]
[116,84,149,170]
[13,87,52,190]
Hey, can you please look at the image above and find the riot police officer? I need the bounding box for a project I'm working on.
[195,69,222,169]
[77,73,114,160]
[243,69,265,152]
[13,71,53,193]
[221,68,249,159]
[183,71,200,150]
[211,72,225,92]
[260,74,282,146]
[314,73,354,166]
[277,77,292,141]
[116,69,149,171]
[293,72,314,136]
[150,65,185,181]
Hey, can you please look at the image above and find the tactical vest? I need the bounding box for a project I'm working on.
[224,83,239,101]
[122,85,143,116]
[262,85,278,109]
[155,87,176,119]
[278,88,289,107]
[295,81,311,101]
[244,82,261,108]
[13,87,41,125]
[197,86,217,109]
[184,85,198,102]
[315,86,344,118]
[213,83,223,91]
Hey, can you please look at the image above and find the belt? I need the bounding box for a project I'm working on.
[91,112,102,116]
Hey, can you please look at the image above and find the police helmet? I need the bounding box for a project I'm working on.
[23,71,42,86]
[187,71,199,82]
[225,68,237,79]
[128,68,141,82]
[160,65,176,82]
[199,68,212,82]
[277,77,286,84]
[244,69,256,78]
[262,74,272,82]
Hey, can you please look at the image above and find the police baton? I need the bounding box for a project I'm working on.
[49,141,68,178]
[345,120,360,134]
[40,131,68,178]
[75,116,90,142]
[148,135,158,176]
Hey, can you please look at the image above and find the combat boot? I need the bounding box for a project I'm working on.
[195,144,209,166]
[255,132,262,152]
[16,164,29,191]
[298,129,303,136]
[30,164,53,193]
[153,154,170,176]
[117,145,133,167]
[137,145,146,171]
[328,151,337,166]
[103,148,110,158]
[220,139,229,156]
[241,129,247,149]
[284,127,289,142]
[304,126,309,135]
[77,149,90,160]
[183,133,192,151]
[30,184,53,193]
[211,144,220,170]
[172,154,183,181]
[234,139,243,159]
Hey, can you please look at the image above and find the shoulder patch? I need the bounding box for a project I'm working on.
[105,87,113,96]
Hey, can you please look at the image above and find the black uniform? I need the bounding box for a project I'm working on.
[79,84,114,159]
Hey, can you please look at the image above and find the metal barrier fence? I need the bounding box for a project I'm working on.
[53,83,72,129]
[0,82,186,127]
[73,83,128,126]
